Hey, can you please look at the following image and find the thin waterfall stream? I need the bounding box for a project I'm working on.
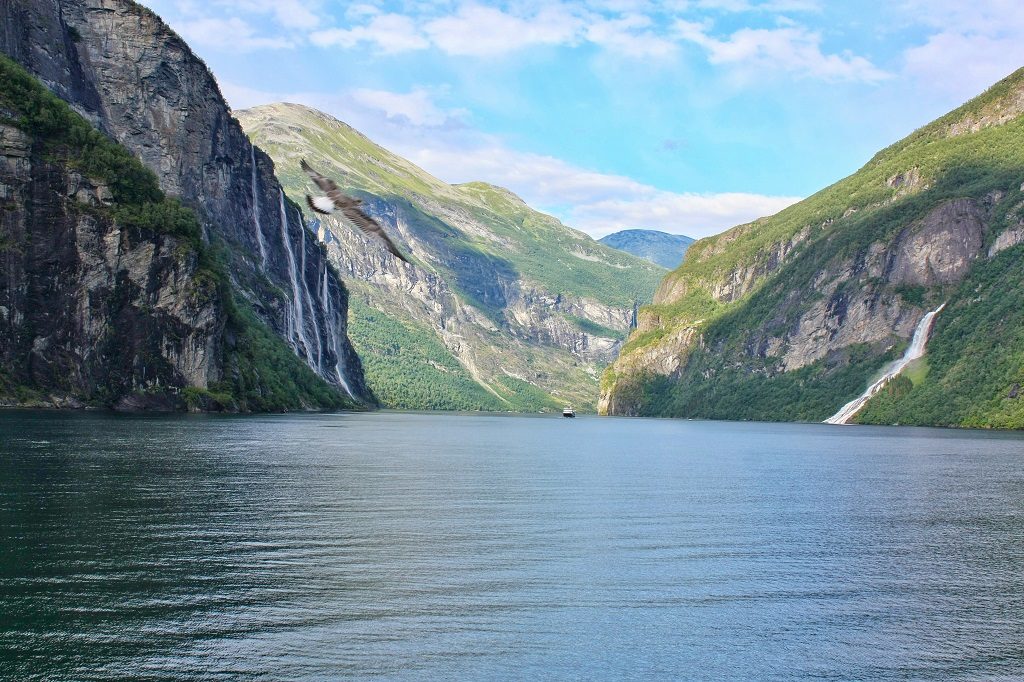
[321,264,355,399]
[249,146,269,269]
[294,205,324,373]
[825,303,946,425]
[278,188,312,360]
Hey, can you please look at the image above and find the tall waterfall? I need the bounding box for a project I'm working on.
[249,146,268,269]
[293,205,324,373]
[321,265,355,399]
[278,188,312,360]
[825,303,946,425]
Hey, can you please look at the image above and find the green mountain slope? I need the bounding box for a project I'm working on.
[601,67,1024,429]
[239,103,664,411]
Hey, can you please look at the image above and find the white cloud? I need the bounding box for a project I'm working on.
[423,3,583,56]
[903,32,1024,101]
[310,13,429,53]
[690,0,820,11]
[392,138,800,238]
[585,14,678,58]
[176,17,292,51]
[214,0,320,30]
[350,87,466,127]
[674,21,889,82]
[899,0,1024,34]
[896,1,1024,101]
[568,190,801,237]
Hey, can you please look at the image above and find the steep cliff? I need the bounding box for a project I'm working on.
[0,0,371,404]
[601,67,1024,429]
[239,103,665,411]
[0,56,351,410]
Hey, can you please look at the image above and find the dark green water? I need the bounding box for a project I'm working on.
[2,410,1024,680]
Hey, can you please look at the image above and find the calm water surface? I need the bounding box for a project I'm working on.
[1,410,1024,680]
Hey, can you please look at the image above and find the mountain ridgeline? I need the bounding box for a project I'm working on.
[601,67,1024,429]
[599,230,695,269]
[239,104,665,411]
[0,0,370,409]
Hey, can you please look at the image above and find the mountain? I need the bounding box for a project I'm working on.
[238,103,665,411]
[0,0,370,408]
[600,67,1024,429]
[599,230,694,269]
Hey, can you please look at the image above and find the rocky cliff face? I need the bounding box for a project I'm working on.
[239,103,665,411]
[0,120,222,408]
[1,0,370,403]
[601,67,1024,428]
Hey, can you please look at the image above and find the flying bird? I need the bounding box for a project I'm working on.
[300,159,410,263]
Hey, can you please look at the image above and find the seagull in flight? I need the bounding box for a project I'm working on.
[301,159,410,263]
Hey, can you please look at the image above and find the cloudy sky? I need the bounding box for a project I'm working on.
[138,0,1024,238]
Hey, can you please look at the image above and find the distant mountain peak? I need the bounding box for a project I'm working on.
[599,229,695,270]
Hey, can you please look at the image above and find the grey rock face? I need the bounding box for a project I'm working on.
[0,123,223,408]
[325,199,632,403]
[886,199,985,286]
[0,0,370,402]
[599,195,1001,415]
[766,198,986,372]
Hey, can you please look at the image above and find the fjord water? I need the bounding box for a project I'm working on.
[2,412,1023,680]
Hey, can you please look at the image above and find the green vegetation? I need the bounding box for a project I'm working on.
[0,56,353,412]
[217,292,354,412]
[605,66,1024,428]
[625,342,900,422]
[857,244,1024,428]
[0,54,203,246]
[564,314,626,340]
[346,296,565,411]
[346,296,510,411]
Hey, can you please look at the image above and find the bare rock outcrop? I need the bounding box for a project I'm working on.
[0,123,223,408]
[0,0,370,401]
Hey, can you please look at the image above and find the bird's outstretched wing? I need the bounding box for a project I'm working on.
[301,159,410,263]
[301,158,340,195]
[340,205,410,263]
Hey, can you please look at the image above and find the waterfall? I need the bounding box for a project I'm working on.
[278,188,312,360]
[825,303,946,425]
[249,146,269,269]
[321,265,355,399]
[294,205,324,373]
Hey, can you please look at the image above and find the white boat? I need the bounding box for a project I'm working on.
[562,406,576,418]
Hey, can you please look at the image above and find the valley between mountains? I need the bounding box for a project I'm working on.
[238,103,664,411]
[3,0,1023,429]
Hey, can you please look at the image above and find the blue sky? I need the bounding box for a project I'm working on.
[139,0,1024,238]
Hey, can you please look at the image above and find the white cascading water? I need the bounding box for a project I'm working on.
[825,303,946,425]
[294,205,324,373]
[249,146,269,269]
[321,265,355,399]
[278,188,313,361]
